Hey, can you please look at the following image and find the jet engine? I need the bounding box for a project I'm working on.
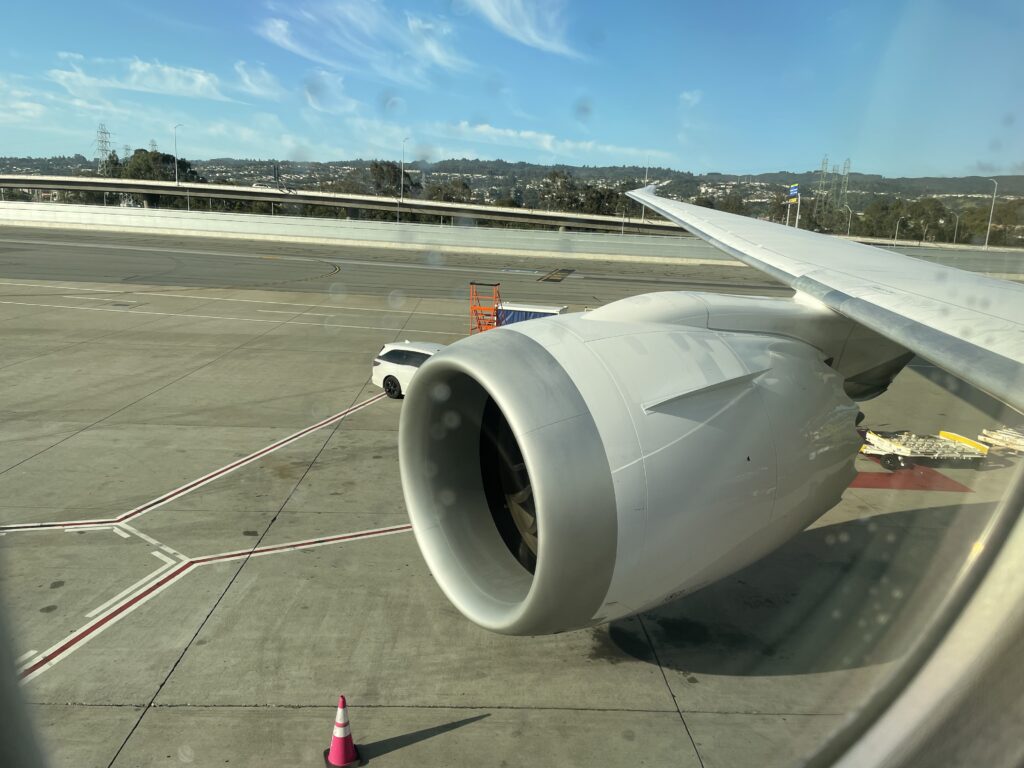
[399,292,885,635]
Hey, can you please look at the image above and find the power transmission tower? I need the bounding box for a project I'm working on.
[812,155,829,217]
[149,139,158,153]
[837,158,851,211]
[825,163,840,218]
[95,123,113,175]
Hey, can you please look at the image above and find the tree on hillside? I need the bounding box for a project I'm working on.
[579,184,621,215]
[961,199,1024,246]
[369,160,417,198]
[98,151,122,178]
[904,197,950,242]
[493,185,524,208]
[861,196,909,239]
[542,169,579,211]
[424,177,472,204]
[121,149,201,184]
[717,191,748,216]
[117,149,203,208]
[690,193,748,216]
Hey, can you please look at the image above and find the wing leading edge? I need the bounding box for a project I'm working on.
[627,186,1024,415]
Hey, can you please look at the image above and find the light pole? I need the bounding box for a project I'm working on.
[843,204,853,236]
[398,136,409,223]
[893,215,906,246]
[984,178,998,249]
[641,156,649,223]
[616,204,626,235]
[173,124,183,185]
[949,210,959,244]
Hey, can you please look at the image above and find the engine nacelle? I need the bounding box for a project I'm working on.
[399,293,864,635]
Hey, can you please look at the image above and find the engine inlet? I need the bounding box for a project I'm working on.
[480,397,538,574]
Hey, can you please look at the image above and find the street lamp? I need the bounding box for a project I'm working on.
[893,216,906,246]
[398,136,409,223]
[641,155,649,223]
[984,178,998,250]
[842,204,853,236]
[173,124,183,185]
[949,210,959,244]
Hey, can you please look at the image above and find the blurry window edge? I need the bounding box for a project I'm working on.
[809,459,1024,766]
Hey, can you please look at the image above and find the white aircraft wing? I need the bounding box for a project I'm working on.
[627,186,1024,414]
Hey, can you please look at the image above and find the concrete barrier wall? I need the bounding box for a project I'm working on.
[0,201,736,266]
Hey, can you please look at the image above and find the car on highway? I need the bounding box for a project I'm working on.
[372,341,445,399]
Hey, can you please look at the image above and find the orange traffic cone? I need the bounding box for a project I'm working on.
[324,695,360,767]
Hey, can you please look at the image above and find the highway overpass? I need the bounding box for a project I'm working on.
[0,175,686,236]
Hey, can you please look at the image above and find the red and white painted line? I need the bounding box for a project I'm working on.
[852,457,974,493]
[84,550,183,620]
[17,523,412,683]
[0,393,386,533]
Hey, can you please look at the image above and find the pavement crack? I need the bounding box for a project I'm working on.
[98,310,332,768]
[638,615,706,768]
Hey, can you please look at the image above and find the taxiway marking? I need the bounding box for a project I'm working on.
[84,552,178,619]
[63,295,137,302]
[156,293,463,318]
[0,299,464,336]
[119,524,189,560]
[18,524,412,683]
[0,280,113,292]
[852,465,974,493]
[0,393,386,532]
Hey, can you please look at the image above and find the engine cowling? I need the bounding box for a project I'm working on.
[399,294,863,635]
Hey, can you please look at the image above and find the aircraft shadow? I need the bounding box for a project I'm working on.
[357,714,489,762]
[907,360,1017,423]
[597,501,998,676]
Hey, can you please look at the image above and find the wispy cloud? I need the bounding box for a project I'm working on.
[234,61,285,100]
[463,0,580,58]
[343,115,412,154]
[256,18,338,69]
[406,14,470,72]
[303,70,359,114]
[440,120,670,161]
[49,57,230,101]
[203,113,349,160]
[0,76,47,124]
[257,2,470,87]
[679,89,702,108]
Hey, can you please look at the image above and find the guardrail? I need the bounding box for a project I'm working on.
[0,174,683,236]
[0,201,735,265]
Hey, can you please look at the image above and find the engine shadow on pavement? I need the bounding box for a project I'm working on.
[596,501,997,676]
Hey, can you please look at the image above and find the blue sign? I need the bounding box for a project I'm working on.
[789,184,799,196]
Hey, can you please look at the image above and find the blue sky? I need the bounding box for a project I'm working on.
[1,0,1021,176]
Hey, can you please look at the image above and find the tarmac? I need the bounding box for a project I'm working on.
[0,226,1020,767]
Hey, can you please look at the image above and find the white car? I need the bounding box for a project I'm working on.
[371,341,445,399]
